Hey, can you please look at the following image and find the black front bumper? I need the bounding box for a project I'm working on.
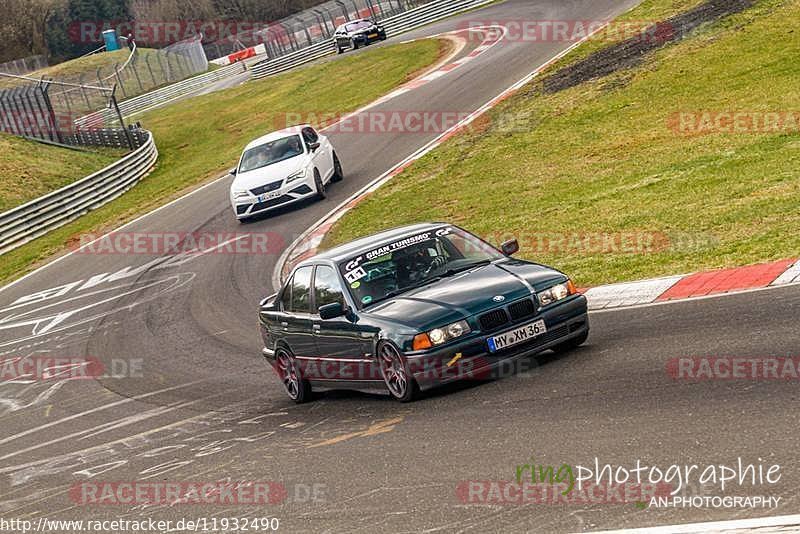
[406,295,589,390]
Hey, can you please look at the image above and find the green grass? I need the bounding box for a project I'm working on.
[0,38,445,285]
[324,0,800,287]
[0,135,123,212]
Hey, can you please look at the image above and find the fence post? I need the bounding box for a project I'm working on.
[96,68,106,88]
[114,64,128,98]
[109,86,135,150]
[39,82,63,143]
[78,74,92,108]
[144,54,157,86]
[132,61,145,91]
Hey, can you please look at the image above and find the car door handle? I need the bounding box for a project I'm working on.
[312,324,321,331]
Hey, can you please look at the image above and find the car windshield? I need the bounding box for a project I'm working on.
[338,226,504,308]
[346,20,374,32]
[239,135,304,173]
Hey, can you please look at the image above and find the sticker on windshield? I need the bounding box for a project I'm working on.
[361,295,373,305]
[363,231,440,261]
[344,266,367,284]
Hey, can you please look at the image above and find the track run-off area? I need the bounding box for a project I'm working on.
[1,1,799,532]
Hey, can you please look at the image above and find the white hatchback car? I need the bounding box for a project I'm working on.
[229,125,342,220]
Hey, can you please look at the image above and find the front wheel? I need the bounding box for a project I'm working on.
[551,330,589,354]
[314,169,326,200]
[331,152,343,182]
[377,342,419,402]
[351,38,360,50]
[276,350,312,403]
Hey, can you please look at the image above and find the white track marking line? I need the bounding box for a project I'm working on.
[0,380,206,447]
[587,513,800,533]
[0,388,230,463]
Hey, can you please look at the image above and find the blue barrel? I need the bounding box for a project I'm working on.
[103,29,120,51]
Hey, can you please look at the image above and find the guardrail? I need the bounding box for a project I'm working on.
[0,130,158,255]
[76,62,248,127]
[250,0,495,79]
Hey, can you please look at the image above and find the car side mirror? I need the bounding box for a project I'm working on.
[229,167,237,175]
[501,239,519,256]
[319,302,345,320]
[308,141,320,152]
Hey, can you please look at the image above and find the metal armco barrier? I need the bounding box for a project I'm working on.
[250,0,494,79]
[76,62,248,126]
[0,131,158,255]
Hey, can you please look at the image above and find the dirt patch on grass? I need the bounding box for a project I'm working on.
[541,0,753,93]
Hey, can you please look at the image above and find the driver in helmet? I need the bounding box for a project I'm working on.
[393,240,447,289]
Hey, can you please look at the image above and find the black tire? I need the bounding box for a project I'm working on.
[331,152,343,182]
[551,330,589,354]
[377,342,419,402]
[275,349,312,403]
[336,46,344,54]
[351,38,360,50]
[314,169,326,200]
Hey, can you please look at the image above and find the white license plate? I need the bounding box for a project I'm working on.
[258,191,281,202]
[487,319,547,353]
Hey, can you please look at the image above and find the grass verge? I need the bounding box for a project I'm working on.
[0,135,123,212]
[0,38,445,285]
[323,0,800,287]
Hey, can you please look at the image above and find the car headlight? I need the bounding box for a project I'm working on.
[232,189,250,200]
[413,320,471,350]
[537,280,577,306]
[286,169,306,183]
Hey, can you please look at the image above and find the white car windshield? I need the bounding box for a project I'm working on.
[345,20,374,32]
[239,135,304,173]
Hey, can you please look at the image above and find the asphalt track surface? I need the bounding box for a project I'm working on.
[2,1,799,532]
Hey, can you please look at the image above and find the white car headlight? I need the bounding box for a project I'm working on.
[286,169,306,183]
[537,280,577,306]
[428,320,471,346]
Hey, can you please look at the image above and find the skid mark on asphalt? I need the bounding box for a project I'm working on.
[307,416,405,448]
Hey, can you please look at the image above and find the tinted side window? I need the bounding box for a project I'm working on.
[302,127,319,145]
[314,266,344,311]
[290,267,313,313]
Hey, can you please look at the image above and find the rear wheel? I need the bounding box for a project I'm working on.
[314,169,326,200]
[551,330,589,354]
[331,152,343,182]
[378,342,419,402]
[276,350,312,403]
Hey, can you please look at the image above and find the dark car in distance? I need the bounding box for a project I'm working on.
[259,224,589,402]
[334,19,387,53]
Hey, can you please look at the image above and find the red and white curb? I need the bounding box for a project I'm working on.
[584,258,799,311]
[588,513,800,533]
[374,25,507,103]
